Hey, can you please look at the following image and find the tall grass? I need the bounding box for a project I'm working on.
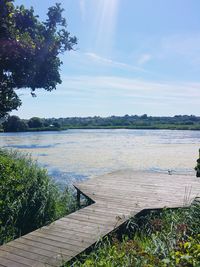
[0,149,77,245]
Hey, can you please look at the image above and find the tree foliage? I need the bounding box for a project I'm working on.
[36,114,200,130]
[3,115,27,132]
[2,114,200,132]
[0,79,21,119]
[28,117,43,128]
[0,0,77,118]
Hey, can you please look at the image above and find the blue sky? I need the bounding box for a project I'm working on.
[13,0,200,118]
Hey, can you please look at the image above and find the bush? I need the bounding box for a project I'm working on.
[0,149,76,245]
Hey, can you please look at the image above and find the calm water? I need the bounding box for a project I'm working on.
[0,129,199,187]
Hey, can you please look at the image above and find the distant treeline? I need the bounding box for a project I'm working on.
[1,114,200,132]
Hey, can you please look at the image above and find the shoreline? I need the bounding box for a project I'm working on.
[1,126,200,133]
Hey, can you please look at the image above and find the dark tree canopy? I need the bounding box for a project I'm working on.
[3,115,28,132]
[0,80,21,119]
[28,117,43,128]
[0,0,77,118]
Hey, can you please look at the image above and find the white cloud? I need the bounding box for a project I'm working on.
[19,75,200,101]
[52,75,200,102]
[15,75,200,117]
[85,52,145,72]
[85,52,115,64]
[94,0,120,54]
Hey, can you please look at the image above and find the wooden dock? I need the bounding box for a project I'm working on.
[0,170,200,267]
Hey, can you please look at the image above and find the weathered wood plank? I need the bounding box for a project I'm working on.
[6,242,58,258]
[0,250,53,267]
[21,235,81,253]
[0,246,57,267]
[41,225,97,240]
[61,214,118,227]
[67,212,124,225]
[29,231,91,248]
[0,257,28,267]
[6,243,71,267]
[15,238,74,258]
[36,228,93,243]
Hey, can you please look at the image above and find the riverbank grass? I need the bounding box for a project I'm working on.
[0,149,77,245]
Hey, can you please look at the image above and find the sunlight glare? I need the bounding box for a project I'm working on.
[95,0,120,55]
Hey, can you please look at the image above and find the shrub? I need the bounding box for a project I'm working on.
[0,149,76,245]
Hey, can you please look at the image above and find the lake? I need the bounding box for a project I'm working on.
[0,129,199,187]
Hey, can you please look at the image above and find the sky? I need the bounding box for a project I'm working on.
[13,0,200,118]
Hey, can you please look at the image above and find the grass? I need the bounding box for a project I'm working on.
[67,199,200,267]
[0,148,77,245]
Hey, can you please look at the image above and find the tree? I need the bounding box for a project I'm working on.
[52,121,61,128]
[0,0,77,119]
[28,117,43,128]
[3,115,28,132]
[0,80,21,119]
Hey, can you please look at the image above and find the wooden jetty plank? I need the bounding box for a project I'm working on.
[76,183,199,195]
[68,207,118,219]
[0,250,53,267]
[63,215,124,229]
[75,206,123,216]
[6,242,60,262]
[41,225,97,240]
[0,246,57,267]
[0,171,200,267]
[5,243,72,267]
[67,212,124,225]
[6,241,58,259]
[50,220,109,234]
[76,182,198,192]
[61,214,118,227]
[34,229,93,245]
[22,235,82,253]
[45,222,106,239]
[81,204,135,216]
[29,231,91,248]
[15,238,74,258]
[0,257,28,267]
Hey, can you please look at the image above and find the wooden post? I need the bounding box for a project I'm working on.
[77,189,81,208]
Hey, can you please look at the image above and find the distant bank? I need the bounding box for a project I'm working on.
[1,114,200,132]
